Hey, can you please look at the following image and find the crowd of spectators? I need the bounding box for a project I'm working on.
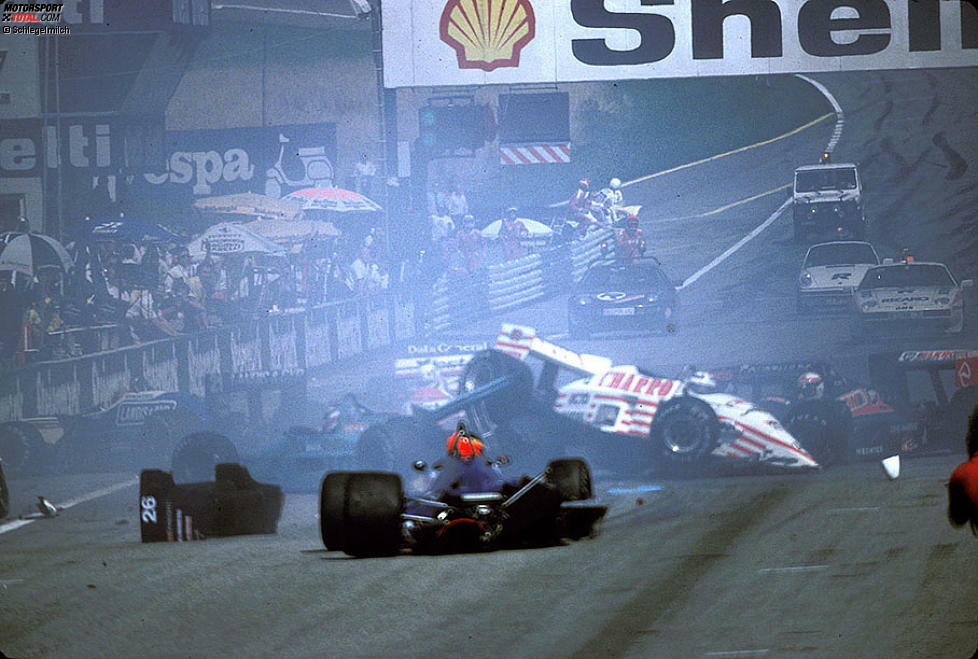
[0,216,394,367]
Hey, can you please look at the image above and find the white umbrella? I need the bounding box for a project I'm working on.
[187,222,286,259]
[193,192,304,221]
[0,233,73,276]
[481,218,554,248]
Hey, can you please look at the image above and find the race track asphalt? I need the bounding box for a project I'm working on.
[2,68,977,657]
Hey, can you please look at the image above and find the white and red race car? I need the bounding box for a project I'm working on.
[462,324,819,470]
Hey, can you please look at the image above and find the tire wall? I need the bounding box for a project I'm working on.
[0,293,416,420]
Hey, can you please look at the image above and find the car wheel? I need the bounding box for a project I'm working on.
[342,472,403,557]
[355,423,400,473]
[459,350,535,435]
[143,409,206,470]
[547,458,593,501]
[650,397,720,465]
[320,472,352,551]
[171,432,239,483]
[784,400,851,467]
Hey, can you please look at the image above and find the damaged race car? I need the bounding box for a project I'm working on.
[708,349,978,466]
[320,423,606,557]
[355,324,818,476]
[139,462,283,542]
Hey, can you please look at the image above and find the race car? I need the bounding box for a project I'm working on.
[320,446,606,557]
[445,324,817,472]
[568,258,680,338]
[708,350,978,465]
[853,258,973,336]
[170,394,395,492]
[139,462,283,542]
[706,361,916,466]
[392,341,487,412]
[796,240,880,311]
[0,390,213,477]
[867,349,978,453]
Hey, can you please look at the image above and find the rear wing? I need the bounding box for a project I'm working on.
[494,324,612,377]
[874,350,978,388]
[139,469,209,542]
[139,464,283,543]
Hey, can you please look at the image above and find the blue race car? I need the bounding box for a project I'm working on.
[320,424,607,557]
[171,394,396,491]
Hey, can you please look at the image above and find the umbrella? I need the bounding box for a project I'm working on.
[481,218,554,247]
[243,218,341,243]
[187,222,286,259]
[193,192,304,221]
[0,233,73,276]
[66,217,184,244]
[284,187,382,213]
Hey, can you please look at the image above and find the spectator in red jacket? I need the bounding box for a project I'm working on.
[947,404,978,534]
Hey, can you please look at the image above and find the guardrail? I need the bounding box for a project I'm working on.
[0,292,417,420]
[431,229,615,328]
[0,230,616,421]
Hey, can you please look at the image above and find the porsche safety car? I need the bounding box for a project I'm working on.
[568,258,680,338]
[139,462,283,542]
[853,259,973,336]
[796,240,880,311]
[320,449,606,557]
[458,325,818,471]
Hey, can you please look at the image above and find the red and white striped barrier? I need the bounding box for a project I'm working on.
[499,143,571,166]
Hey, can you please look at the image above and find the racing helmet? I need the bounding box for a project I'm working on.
[609,177,622,190]
[796,372,825,400]
[685,371,718,395]
[446,421,485,460]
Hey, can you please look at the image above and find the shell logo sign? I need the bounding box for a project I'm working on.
[439,0,535,72]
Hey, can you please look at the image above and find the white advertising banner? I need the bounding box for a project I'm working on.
[383,0,978,88]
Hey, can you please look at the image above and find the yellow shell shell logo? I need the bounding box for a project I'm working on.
[439,0,536,72]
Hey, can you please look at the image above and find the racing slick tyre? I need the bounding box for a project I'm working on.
[783,400,852,467]
[459,350,535,436]
[342,472,404,557]
[0,461,9,519]
[142,409,207,470]
[320,472,352,551]
[547,458,593,501]
[650,397,720,466]
[356,417,440,483]
[171,432,240,484]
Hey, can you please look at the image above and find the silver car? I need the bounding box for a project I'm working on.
[853,260,973,336]
[797,241,880,311]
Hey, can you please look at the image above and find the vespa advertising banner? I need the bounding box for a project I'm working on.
[382,0,978,88]
[141,122,337,199]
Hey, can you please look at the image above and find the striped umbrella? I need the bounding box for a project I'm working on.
[284,187,382,213]
[0,233,73,276]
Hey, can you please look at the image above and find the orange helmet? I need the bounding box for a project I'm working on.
[446,422,484,460]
